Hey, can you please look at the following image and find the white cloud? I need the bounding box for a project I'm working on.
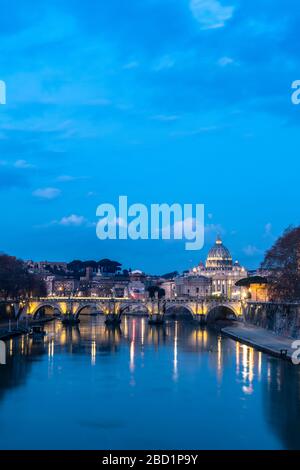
[56,175,88,182]
[36,214,94,229]
[170,125,219,138]
[218,56,234,67]
[190,0,234,30]
[33,187,61,200]
[153,55,175,71]
[14,159,35,169]
[205,223,224,235]
[123,61,139,70]
[56,175,76,182]
[243,245,263,257]
[157,217,204,240]
[96,216,127,228]
[59,214,87,227]
[264,223,272,237]
[151,115,180,122]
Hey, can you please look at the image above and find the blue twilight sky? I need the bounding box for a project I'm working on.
[0,0,299,274]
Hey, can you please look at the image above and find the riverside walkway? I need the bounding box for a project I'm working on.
[222,323,298,361]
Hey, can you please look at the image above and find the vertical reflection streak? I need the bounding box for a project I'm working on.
[236,342,240,375]
[91,340,96,366]
[141,318,145,347]
[130,320,136,373]
[48,338,54,377]
[241,345,254,395]
[173,321,178,382]
[258,352,262,381]
[217,336,222,382]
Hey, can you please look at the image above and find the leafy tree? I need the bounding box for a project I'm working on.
[0,254,46,299]
[261,226,300,301]
[83,260,98,269]
[147,286,166,299]
[98,259,122,274]
[160,271,178,279]
[67,260,85,273]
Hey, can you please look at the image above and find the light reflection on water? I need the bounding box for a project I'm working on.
[0,315,300,450]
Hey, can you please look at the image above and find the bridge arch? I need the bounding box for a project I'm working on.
[119,301,150,316]
[31,303,63,319]
[74,303,107,318]
[206,304,237,323]
[164,304,195,320]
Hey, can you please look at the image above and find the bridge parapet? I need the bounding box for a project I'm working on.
[18,296,244,322]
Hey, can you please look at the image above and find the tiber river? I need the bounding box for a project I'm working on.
[0,315,300,450]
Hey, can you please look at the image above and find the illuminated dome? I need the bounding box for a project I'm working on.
[205,236,233,270]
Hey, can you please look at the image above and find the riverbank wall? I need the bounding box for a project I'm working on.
[243,302,300,339]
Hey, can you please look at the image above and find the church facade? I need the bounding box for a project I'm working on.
[175,236,247,300]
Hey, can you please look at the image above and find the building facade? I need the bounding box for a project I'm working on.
[174,236,247,300]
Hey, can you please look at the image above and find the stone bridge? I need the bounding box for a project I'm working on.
[15,297,243,324]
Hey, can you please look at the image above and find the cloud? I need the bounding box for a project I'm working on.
[153,55,176,71]
[56,175,76,182]
[59,214,88,226]
[170,126,220,138]
[190,0,234,30]
[264,223,273,237]
[96,216,127,228]
[218,56,234,67]
[151,114,180,122]
[157,217,204,240]
[123,61,139,70]
[243,245,263,257]
[56,175,88,182]
[205,223,224,235]
[14,159,35,169]
[33,187,61,200]
[35,214,93,229]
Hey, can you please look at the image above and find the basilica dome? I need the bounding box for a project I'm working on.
[205,236,233,270]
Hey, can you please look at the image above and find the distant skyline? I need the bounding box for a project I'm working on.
[0,0,299,272]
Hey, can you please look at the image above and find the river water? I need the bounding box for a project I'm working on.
[0,316,299,450]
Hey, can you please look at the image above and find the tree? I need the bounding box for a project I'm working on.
[261,226,300,301]
[67,260,85,273]
[160,271,178,280]
[147,286,166,299]
[27,275,47,298]
[0,254,46,299]
[98,259,122,274]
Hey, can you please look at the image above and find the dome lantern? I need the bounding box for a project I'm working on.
[205,236,233,270]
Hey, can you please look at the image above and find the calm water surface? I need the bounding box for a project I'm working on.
[0,316,300,450]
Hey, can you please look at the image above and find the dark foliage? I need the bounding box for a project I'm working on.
[261,226,300,301]
[0,254,47,299]
[160,271,178,280]
[147,286,166,299]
